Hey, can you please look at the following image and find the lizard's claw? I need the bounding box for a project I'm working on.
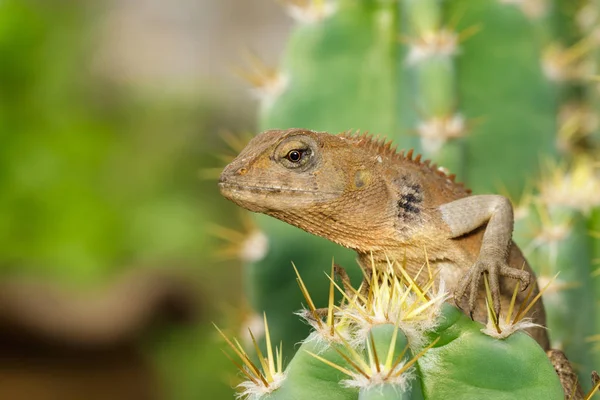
[333,263,354,299]
[592,370,600,387]
[453,257,531,320]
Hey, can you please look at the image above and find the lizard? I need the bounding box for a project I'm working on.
[219,128,585,397]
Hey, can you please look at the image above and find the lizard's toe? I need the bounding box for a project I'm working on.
[592,371,599,387]
[333,263,354,298]
[456,259,504,320]
[488,268,501,319]
[499,264,531,291]
[467,267,483,319]
[453,267,475,310]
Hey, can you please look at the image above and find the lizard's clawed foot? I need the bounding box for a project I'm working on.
[592,370,600,387]
[333,263,355,299]
[308,265,354,322]
[454,256,530,319]
[308,307,329,321]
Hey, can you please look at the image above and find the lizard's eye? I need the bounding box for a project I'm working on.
[286,150,303,162]
[275,136,318,171]
[281,148,310,168]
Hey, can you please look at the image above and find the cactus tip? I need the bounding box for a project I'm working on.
[417,114,467,154]
[498,0,548,19]
[336,256,448,347]
[542,39,596,83]
[481,272,558,340]
[539,159,600,215]
[208,213,268,263]
[234,50,289,109]
[556,103,599,155]
[280,0,337,24]
[216,314,286,399]
[308,331,439,392]
[406,29,459,65]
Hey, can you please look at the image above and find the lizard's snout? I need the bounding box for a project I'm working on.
[217,164,269,213]
[218,172,233,200]
[218,167,232,188]
[217,164,231,194]
[218,162,249,202]
[219,164,247,183]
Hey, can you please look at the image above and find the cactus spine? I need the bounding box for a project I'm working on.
[217,261,565,399]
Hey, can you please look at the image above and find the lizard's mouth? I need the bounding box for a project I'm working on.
[219,181,333,213]
[218,181,341,196]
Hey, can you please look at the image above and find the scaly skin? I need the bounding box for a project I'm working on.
[548,350,585,400]
[219,128,549,349]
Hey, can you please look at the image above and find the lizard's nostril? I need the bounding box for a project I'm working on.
[238,168,248,175]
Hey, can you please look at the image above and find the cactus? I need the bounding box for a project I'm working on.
[512,159,600,386]
[223,0,600,391]
[217,261,567,399]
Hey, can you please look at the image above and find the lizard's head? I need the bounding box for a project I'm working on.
[219,128,417,251]
[219,128,347,213]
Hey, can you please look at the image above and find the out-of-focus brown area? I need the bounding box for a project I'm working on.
[0,347,158,400]
[0,0,291,398]
[0,269,200,347]
[0,269,200,400]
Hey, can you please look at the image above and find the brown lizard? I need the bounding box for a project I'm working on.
[219,128,584,396]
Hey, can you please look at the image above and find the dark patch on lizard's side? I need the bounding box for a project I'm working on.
[396,176,423,222]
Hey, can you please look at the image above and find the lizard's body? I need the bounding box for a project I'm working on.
[219,128,547,345]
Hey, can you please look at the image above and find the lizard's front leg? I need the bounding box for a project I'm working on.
[438,195,530,318]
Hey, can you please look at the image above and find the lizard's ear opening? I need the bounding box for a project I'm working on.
[274,135,320,171]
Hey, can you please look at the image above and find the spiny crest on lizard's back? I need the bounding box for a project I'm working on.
[338,130,471,195]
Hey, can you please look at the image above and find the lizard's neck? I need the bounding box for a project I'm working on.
[267,194,402,252]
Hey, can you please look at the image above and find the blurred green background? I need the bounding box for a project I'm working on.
[0,0,292,398]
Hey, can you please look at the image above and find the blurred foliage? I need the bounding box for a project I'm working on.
[0,0,242,398]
